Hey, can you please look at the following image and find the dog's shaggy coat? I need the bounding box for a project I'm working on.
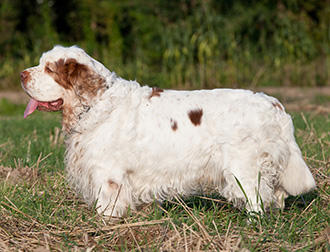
[21,46,316,218]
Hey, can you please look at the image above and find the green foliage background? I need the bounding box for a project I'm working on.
[0,0,329,89]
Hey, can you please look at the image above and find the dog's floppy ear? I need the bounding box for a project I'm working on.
[65,59,78,76]
[65,59,107,105]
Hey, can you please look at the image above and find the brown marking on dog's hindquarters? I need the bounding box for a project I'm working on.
[188,109,203,126]
[170,118,178,131]
[149,87,164,99]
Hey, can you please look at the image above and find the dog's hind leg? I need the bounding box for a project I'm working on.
[220,139,287,213]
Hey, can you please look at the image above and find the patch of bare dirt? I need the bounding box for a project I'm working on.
[0,166,38,185]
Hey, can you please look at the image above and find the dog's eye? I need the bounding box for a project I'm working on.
[45,67,53,73]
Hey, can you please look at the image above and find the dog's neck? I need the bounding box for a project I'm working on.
[61,71,119,135]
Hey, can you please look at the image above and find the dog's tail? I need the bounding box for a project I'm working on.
[280,116,316,196]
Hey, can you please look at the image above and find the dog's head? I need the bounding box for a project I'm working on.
[21,45,113,131]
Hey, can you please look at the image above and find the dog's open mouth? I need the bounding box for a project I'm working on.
[24,98,63,118]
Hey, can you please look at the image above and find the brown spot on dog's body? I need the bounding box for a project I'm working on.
[170,118,178,131]
[188,109,203,126]
[149,87,164,99]
[172,121,178,131]
[272,102,284,111]
[108,180,119,190]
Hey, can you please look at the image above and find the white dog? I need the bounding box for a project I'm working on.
[21,46,316,218]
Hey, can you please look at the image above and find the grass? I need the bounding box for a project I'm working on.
[0,97,329,251]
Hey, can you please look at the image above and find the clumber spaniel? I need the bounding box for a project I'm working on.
[21,46,316,218]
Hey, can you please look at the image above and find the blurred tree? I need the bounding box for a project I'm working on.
[0,0,329,88]
[0,0,19,57]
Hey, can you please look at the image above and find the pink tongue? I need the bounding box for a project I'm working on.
[24,98,39,118]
